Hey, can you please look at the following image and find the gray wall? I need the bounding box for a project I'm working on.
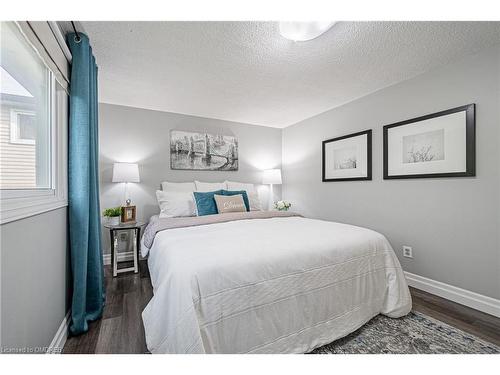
[283,46,500,299]
[99,103,283,254]
[1,208,70,351]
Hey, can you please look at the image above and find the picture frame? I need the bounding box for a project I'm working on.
[170,130,238,171]
[322,129,372,182]
[383,104,475,179]
[121,205,136,223]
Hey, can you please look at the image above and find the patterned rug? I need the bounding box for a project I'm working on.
[311,312,499,354]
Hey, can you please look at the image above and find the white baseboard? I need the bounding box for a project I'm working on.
[404,271,500,318]
[102,251,135,266]
[46,310,71,354]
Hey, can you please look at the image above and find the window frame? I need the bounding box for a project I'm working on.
[9,109,37,145]
[0,23,68,224]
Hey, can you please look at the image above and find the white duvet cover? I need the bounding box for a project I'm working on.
[142,216,412,353]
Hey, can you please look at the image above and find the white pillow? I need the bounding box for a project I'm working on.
[225,180,262,211]
[225,180,256,193]
[194,181,227,192]
[161,181,196,192]
[156,190,197,218]
[247,191,262,211]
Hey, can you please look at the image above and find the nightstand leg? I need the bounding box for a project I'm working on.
[113,231,118,277]
[137,227,142,268]
[133,228,139,273]
[110,230,114,276]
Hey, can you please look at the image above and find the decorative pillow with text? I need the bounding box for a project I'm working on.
[214,194,246,214]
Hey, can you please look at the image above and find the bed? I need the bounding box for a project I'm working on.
[141,211,412,354]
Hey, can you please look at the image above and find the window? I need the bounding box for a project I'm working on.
[0,22,67,223]
[10,109,36,144]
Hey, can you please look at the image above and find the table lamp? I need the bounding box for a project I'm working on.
[262,168,282,210]
[112,163,140,223]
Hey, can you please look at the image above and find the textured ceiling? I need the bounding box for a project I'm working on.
[81,21,500,128]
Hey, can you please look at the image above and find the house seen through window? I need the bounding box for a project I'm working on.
[0,22,51,189]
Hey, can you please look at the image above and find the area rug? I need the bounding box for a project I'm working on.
[311,311,499,354]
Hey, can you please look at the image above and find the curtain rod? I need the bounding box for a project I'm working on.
[71,21,81,43]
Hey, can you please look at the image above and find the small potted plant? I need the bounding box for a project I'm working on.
[103,207,122,226]
[274,200,292,211]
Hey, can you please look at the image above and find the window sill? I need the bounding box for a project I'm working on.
[9,139,36,145]
[0,192,67,224]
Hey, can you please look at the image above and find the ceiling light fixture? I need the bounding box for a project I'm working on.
[279,21,336,42]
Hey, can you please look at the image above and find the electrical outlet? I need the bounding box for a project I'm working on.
[402,246,413,258]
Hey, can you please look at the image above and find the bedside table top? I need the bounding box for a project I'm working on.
[103,221,145,229]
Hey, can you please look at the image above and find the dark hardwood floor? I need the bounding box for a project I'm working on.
[410,287,500,346]
[63,261,500,353]
[63,261,152,354]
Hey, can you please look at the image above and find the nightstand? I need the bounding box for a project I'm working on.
[103,221,145,277]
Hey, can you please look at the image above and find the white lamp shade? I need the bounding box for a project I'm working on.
[112,163,140,183]
[262,169,282,185]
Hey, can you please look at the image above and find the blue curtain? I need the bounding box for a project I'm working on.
[67,33,105,335]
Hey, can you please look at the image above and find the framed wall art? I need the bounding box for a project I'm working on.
[322,129,372,182]
[383,104,475,179]
[170,130,238,171]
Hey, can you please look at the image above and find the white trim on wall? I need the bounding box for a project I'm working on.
[19,21,70,89]
[47,21,72,64]
[46,310,70,354]
[404,271,500,318]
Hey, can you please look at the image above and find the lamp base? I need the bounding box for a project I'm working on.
[268,184,274,211]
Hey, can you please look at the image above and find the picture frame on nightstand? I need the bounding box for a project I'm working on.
[121,205,136,223]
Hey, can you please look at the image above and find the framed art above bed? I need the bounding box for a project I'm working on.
[170,130,238,171]
[383,104,475,179]
[322,129,372,182]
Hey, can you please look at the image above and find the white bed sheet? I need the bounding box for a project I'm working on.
[142,216,412,353]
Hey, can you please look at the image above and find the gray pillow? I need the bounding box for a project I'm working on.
[214,194,246,214]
